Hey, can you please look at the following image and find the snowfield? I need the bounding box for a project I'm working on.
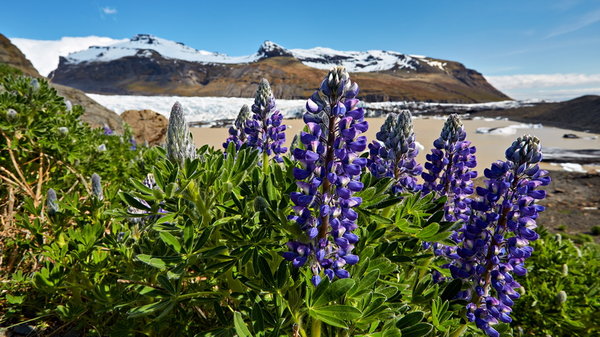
[87,94,535,125]
[87,94,307,123]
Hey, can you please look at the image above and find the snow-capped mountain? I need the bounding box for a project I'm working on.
[50,34,509,103]
[63,34,445,73]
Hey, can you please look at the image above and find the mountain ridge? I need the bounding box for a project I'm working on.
[49,34,509,103]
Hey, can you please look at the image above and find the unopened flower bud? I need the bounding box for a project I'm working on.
[98,144,106,151]
[556,290,567,304]
[562,264,569,276]
[166,102,196,165]
[505,135,542,165]
[91,173,103,201]
[58,127,69,135]
[440,114,464,143]
[65,100,72,112]
[30,78,40,91]
[46,188,59,215]
[253,79,275,117]
[7,108,17,119]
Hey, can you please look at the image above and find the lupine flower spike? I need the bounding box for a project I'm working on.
[448,135,550,337]
[223,104,250,151]
[421,114,477,258]
[368,110,422,194]
[245,79,287,162]
[46,188,59,216]
[166,102,196,165]
[91,173,104,201]
[284,66,368,285]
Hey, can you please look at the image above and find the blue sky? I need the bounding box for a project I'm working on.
[3,0,600,100]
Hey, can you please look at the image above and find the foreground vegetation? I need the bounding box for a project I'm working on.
[0,70,598,336]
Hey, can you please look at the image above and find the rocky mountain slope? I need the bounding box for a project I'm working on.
[477,95,600,133]
[50,34,509,103]
[0,34,123,132]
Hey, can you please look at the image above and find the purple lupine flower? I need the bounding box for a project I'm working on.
[421,114,477,257]
[129,137,137,150]
[223,104,250,151]
[103,124,114,135]
[284,66,367,285]
[368,111,422,194]
[244,79,287,162]
[448,135,550,337]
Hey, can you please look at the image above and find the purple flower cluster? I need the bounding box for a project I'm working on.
[283,67,368,285]
[368,111,422,194]
[103,124,113,135]
[244,79,287,162]
[223,104,250,151]
[447,135,550,337]
[421,115,477,257]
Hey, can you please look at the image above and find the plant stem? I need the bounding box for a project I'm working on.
[311,319,322,337]
[263,152,269,175]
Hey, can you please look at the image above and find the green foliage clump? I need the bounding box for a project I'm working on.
[512,230,600,336]
[0,72,597,337]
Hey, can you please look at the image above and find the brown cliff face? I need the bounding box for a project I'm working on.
[0,33,124,132]
[50,49,509,103]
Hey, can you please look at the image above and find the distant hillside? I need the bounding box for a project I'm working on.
[477,95,600,133]
[0,33,123,132]
[49,34,509,103]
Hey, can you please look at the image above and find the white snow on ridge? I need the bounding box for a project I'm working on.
[64,35,443,73]
[289,47,419,72]
[66,34,257,65]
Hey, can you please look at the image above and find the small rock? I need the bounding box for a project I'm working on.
[12,324,36,336]
[563,133,580,139]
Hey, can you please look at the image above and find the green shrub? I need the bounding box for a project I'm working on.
[512,229,600,336]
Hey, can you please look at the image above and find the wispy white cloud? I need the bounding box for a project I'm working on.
[102,7,117,15]
[486,73,600,89]
[486,73,600,100]
[10,36,127,76]
[546,8,600,38]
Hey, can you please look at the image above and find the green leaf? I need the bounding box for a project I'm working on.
[120,192,151,211]
[309,305,361,328]
[416,223,440,240]
[128,300,169,318]
[314,278,356,307]
[401,323,433,337]
[233,311,253,337]
[159,231,181,253]
[135,254,175,270]
[382,328,402,337]
[396,311,424,329]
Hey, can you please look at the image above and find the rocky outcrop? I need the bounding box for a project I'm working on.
[477,95,600,133]
[121,109,168,146]
[0,33,123,132]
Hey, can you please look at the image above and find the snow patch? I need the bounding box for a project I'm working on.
[475,123,543,135]
[560,163,587,173]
